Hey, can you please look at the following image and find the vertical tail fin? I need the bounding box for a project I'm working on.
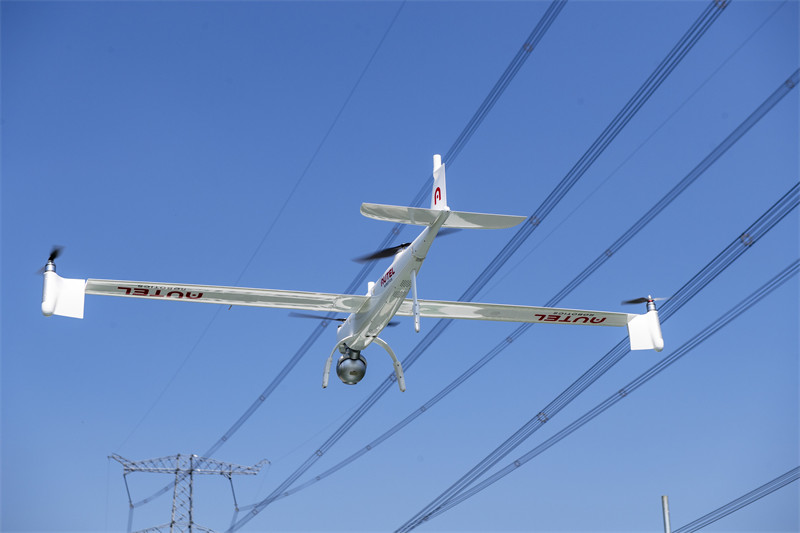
[431,154,447,210]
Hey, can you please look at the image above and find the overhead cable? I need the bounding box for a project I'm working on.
[480,0,791,299]
[455,0,726,304]
[673,466,800,533]
[442,0,568,166]
[398,182,800,531]
[409,259,800,526]
[129,0,569,509]
[227,4,728,529]
[269,68,798,503]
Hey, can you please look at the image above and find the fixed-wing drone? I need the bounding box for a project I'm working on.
[41,155,663,391]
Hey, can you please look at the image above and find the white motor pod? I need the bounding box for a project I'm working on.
[41,264,57,316]
[41,263,86,319]
[626,305,664,352]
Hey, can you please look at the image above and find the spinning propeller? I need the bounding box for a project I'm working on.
[621,295,667,305]
[353,228,460,263]
[289,312,399,327]
[38,246,63,274]
[47,246,63,263]
[353,243,412,264]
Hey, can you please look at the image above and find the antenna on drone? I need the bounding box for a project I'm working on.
[110,453,268,533]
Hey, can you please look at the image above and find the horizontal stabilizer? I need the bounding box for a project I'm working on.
[361,203,526,230]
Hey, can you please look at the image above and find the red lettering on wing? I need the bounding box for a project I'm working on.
[117,286,194,299]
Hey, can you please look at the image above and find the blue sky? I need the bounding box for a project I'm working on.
[2,1,798,532]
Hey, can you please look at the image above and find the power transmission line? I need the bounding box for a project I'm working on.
[117,2,408,454]
[405,258,799,527]
[673,466,800,533]
[226,3,727,530]
[443,0,567,165]
[126,0,567,511]
[262,68,798,503]
[397,181,800,531]
[479,0,791,300]
[119,3,408,508]
[400,182,800,528]
[199,0,569,462]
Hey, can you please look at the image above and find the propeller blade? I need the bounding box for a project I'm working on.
[37,246,64,274]
[288,312,399,327]
[352,230,459,264]
[621,296,667,305]
[621,297,649,305]
[48,246,63,263]
[353,243,411,264]
[289,312,346,322]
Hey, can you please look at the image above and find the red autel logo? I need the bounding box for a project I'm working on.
[434,187,442,205]
[379,267,395,288]
[533,314,606,324]
[117,286,204,299]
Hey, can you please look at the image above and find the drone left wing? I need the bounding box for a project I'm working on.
[41,272,368,319]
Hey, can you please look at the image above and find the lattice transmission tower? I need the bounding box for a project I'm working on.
[111,453,268,533]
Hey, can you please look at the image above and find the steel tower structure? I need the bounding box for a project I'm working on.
[111,453,267,533]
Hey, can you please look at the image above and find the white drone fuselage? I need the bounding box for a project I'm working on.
[337,211,443,352]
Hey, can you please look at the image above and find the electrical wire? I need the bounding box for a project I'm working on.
[227,3,728,530]
[120,2,408,505]
[673,466,800,533]
[125,0,568,509]
[262,68,798,503]
[443,0,567,166]
[410,259,800,526]
[397,182,800,531]
[118,3,410,455]
[479,0,791,300]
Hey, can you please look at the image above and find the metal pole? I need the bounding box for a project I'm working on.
[662,495,672,533]
[189,455,195,533]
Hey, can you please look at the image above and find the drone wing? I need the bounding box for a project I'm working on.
[396,298,663,351]
[397,299,631,326]
[41,272,367,319]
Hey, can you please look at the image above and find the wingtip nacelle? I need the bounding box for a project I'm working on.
[42,267,86,319]
[626,309,664,352]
